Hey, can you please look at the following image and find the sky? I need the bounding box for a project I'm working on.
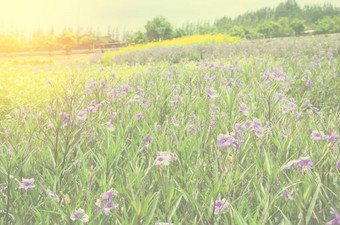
[0,0,338,36]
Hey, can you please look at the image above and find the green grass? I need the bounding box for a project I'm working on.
[0,35,339,224]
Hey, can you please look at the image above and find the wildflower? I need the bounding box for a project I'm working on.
[100,80,106,89]
[123,85,132,93]
[188,124,198,135]
[62,112,70,121]
[274,92,287,101]
[95,189,119,216]
[206,88,219,99]
[326,208,340,225]
[135,113,145,120]
[328,132,339,144]
[239,103,249,115]
[305,99,312,107]
[337,160,340,170]
[280,189,293,200]
[18,178,35,192]
[217,133,240,149]
[282,157,314,171]
[307,80,313,88]
[143,135,154,144]
[105,122,115,131]
[111,73,116,79]
[311,130,325,142]
[155,152,176,166]
[172,117,179,128]
[0,183,7,195]
[46,189,60,202]
[235,123,246,133]
[76,111,87,121]
[212,199,230,215]
[70,208,89,222]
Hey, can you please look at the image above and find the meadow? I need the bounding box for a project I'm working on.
[0,34,339,225]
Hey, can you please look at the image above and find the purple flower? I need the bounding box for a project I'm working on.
[326,208,340,225]
[282,156,314,171]
[0,183,7,194]
[47,122,54,129]
[18,178,35,192]
[239,103,249,115]
[101,189,118,199]
[305,99,312,107]
[212,199,230,215]
[279,189,293,200]
[172,117,179,128]
[62,112,70,121]
[155,152,176,166]
[143,135,154,144]
[111,73,116,79]
[95,189,119,216]
[100,80,107,89]
[311,130,325,142]
[135,113,145,120]
[298,157,314,169]
[206,88,219,99]
[105,122,115,131]
[70,208,89,222]
[328,132,339,144]
[337,160,340,170]
[188,124,198,135]
[76,111,87,121]
[307,80,313,88]
[217,133,240,149]
[46,189,60,202]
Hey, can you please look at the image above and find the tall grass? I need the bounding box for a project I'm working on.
[0,35,339,224]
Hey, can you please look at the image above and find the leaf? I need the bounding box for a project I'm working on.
[305,182,320,225]
[144,192,160,225]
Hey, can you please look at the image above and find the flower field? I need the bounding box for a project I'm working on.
[0,34,339,224]
[101,34,239,65]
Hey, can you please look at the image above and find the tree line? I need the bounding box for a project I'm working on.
[130,0,340,43]
[0,0,339,53]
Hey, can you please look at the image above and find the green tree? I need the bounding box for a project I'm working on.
[79,34,98,50]
[173,28,187,38]
[244,27,261,39]
[228,26,245,37]
[0,35,20,53]
[316,16,337,33]
[290,19,305,35]
[214,16,233,33]
[257,21,280,38]
[58,30,76,54]
[128,31,146,44]
[145,17,173,41]
[278,17,293,36]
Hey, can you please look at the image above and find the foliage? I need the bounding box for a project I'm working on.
[145,17,174,42]
[128,31,146,44]
[57,30,77,53]
[228,26,245,38]
[257,21,280,38]
[0,35,339,224]
[316,16,340,34]
[290,19,306,36]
